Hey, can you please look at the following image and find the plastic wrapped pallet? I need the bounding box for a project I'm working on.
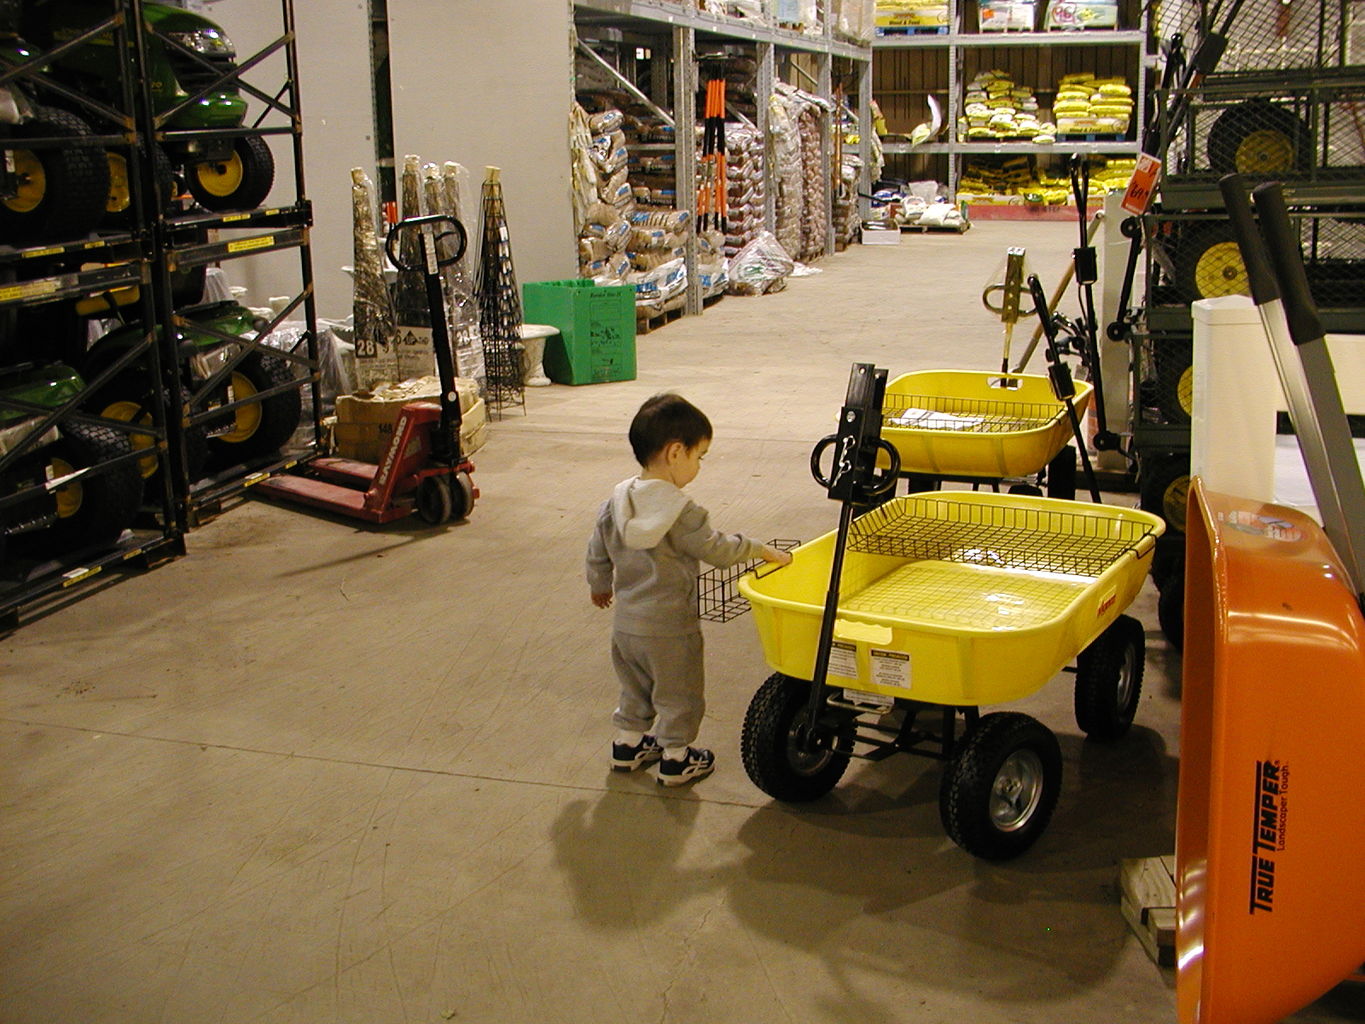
[769,91,803,259]
[798,108,827,262]
[723,122,765,258]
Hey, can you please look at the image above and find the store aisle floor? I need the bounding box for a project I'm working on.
[4,222,1360,1023]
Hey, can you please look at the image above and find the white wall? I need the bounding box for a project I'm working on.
[209,0,375,319]
[199,0,576,317]
[386,0,576,288]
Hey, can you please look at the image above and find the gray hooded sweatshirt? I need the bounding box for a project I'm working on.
[586,476,763,637]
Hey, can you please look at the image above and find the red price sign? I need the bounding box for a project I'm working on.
[1121,153,1162,216]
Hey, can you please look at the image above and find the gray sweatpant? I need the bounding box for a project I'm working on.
[610,630,705,750]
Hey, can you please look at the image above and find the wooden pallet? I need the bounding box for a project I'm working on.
[1119,855,1177,967]
[636,305,684,335]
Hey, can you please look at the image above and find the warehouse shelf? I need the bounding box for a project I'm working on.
[874,29,1146,47]
[884,139,1139,155]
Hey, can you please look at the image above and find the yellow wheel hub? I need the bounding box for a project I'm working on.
[48,456,82,519]
[1193,240,1249,298]
[194,150,244,199]
[5,149,46,214]
[1178,365,1195,418]
[103,399,157,478]
[219,371,262,443]
[1235,129,1295,175]
[106,152,131,214]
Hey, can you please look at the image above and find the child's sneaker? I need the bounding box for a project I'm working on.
[657,747,715,787]
[611,734,663,772]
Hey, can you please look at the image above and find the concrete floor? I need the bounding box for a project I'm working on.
[4,221,1362,1023]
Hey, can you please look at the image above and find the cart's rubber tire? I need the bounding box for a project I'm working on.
[1138,450,1191,536]
[31,422,144,553]
[104,144,176,227]
[451,470,475,521]
[1007,483,1043,496]
[1208,99,1312,176]
[185,134,274,212]
[939,711,1062,861]
[1173,222,1248,306]
[903,472,938,494]
[206,350,301,465]
[741,672,851,802]
[88,372,208,484]
[1150,531,1186,592]
[1158,570,1185,651]
[1045,445,1077,500]
[0,106,109,245]
[1074,613,1145,740]
[416,476,453,525]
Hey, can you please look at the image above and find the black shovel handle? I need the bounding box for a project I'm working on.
[1217,174,1279,306]
[1252,182,1326,348]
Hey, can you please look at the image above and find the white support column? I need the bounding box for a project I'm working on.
[757,40,776,234]
[1098,191,1133,469]
[857,55,872,223]
[817,52,834,256]
[672,24,702,315]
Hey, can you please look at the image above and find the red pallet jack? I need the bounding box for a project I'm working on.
[256,214,477,525]
[1175,176,1365,1023]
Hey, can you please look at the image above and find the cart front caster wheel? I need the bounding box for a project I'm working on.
[939,712,1062,860]
[1074,614,1145,740]
[742,673,851,801]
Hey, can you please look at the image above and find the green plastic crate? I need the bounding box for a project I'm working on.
[522,279,637,385]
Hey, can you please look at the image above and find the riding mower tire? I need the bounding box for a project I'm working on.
[29,422,144,554]
[939,711,1062,860]
[205,349,301,466]
[185,134,275,213]
[90,371,209,484]
[1208,99,1312,177]
[0,105,110,246]
[742,672,852,801]
[104,144,177,229]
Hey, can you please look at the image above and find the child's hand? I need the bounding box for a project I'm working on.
[760,545,793,567]
[591,592,613,609]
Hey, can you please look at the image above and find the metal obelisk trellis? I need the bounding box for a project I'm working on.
[475,166,525,416]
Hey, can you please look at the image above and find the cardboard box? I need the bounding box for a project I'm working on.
[334,378,487,461]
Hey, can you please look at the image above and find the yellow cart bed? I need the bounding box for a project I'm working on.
[737,491,1163,860]
[880,370,1093,491]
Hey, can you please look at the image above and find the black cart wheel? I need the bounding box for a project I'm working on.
[1074,614,1145,740]
[1007,482,1043,496]
[1138,450,1191,536]
[32,422,143,553]
[1158,570,1185,651]
[0,105,110,245]
[1173,223,1248,306]
[206,350,301,465]
[939,711,1062,860]
[1208,99,1312,176]
[415,476,453,525]
[742,672,851,801]
[186,134,275,212]
[1045,445,1077,500]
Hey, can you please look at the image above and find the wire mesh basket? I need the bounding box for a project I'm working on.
[882,392,1062,435]
[697,539,801,622]
[847,495,1158,578]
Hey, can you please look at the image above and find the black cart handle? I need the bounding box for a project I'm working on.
[384,214,467,273]
[809,434,901,497]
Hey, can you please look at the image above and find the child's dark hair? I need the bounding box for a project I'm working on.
[629,393,712,466]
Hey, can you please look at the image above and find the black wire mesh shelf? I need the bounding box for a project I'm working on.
[882,393,1063,434]
[697,539,801,622]
[849,496,1157,578]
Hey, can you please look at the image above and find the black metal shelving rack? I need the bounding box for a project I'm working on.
[0,0,320,628]
[0,1,184,628]
[1132,0,1365,591]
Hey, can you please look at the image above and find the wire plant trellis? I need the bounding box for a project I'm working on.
[475,166,525,417]
[848,497,1158,578]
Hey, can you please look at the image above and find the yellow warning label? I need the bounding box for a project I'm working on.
[227,235,275,254]
[22,246,63,259]
[0,279,60,303]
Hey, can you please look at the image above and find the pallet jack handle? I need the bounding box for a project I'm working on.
[385,214,468,467]
[1220,174,1365,606]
